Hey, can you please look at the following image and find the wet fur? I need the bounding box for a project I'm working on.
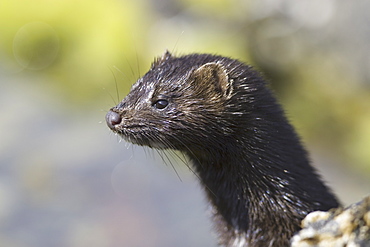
[107,52,339,246]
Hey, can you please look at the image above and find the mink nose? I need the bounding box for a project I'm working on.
[106,110,122,130]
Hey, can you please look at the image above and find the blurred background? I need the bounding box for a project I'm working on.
[1,0,369,246]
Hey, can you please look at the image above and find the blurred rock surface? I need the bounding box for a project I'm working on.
[291,196,370,247]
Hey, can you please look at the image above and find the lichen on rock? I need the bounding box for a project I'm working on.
[291,196,370,247]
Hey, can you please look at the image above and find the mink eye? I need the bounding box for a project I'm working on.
[153,99,169,109]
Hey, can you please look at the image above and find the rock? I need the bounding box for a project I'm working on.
[291,196,370,247]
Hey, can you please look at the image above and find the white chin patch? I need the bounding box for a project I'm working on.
[231,233,247,247]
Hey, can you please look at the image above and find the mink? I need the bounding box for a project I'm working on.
[105,51,339,246]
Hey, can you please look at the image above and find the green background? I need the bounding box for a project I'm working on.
[1,0,369,246]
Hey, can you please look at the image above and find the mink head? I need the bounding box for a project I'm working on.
[106,51,273,156]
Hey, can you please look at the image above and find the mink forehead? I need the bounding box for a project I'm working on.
[146,54,234,85]
[136,53,252,99]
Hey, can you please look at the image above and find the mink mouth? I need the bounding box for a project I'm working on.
[119,124,147,130]
[115,125,169,149]
[114,124,151,137]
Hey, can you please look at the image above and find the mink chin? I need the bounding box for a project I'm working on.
[106,51,340,247]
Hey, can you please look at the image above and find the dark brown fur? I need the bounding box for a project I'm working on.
[106,51,339,246]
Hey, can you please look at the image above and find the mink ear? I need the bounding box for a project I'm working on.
[192,62,232,98]
[151,50,172,68]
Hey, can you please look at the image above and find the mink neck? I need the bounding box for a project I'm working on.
[189,147,300,228]
[184,129,336,245]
